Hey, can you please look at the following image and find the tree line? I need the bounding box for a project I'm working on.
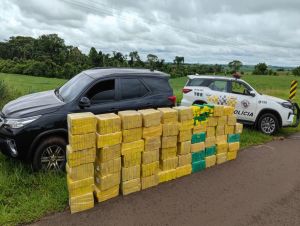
[0,34,299,79]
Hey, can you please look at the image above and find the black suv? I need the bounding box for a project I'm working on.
[0,68,175,170]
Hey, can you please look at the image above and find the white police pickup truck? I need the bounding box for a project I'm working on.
[181,75,299,135]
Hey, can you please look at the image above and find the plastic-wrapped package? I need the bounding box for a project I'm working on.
[95,172,121,191]
[216,135,227,145]
[223,106,234,116]
[217,116,228,127]
[227,134,240,143]
[96,144,121,163]
[142,124,162,138]
[191,151,205,162]
[216,143,228,154]
[173,106,193,122]
[205,146,216,156]
[206,126,216,137]
[227,115,237,126]
[97,132,122,148]
[205,155,216,168]
[216,153,227,164]
[94,185,119,202]
[191,142,205,153]
[178,119,194,131]
[178,129,192,142]
[138,109,161,127]
[161,136,177,148]
[160,156,178,170]
[144,136,161,152]
[67,176,94,197]
[67,145,96,167]
[162,123,179,136]
[141,174,159,190]
[228,142,240,152]
[66,162,94,181]
[160,147,177,160]
[121,178,141,195]
[225,125,235,135]
[96,113,121,135]
[122,127,142,143]
[177,141,191,155]
[205,136,216,148]
[94,157,121,177]
[121,140,144,155]
[216,125,225,136]
[213,105,224,117]
[178,153,192,166]
[142,149,159,164]
[69,133,96,151]
[191,132,206,144]
[141,161,159,177]
[192,160,206,173]
[122,165,141,182]
[118,110,142,129]
[157,108,178,123]
[227,150,238,160]
[67,112,96,135]
[122,152,142,167]
[158,169,176,183]
[235,123,244,134]
[69,192,94,214]
[207,117,218,127]
[176,164,192,178]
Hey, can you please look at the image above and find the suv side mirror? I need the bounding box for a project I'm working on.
[249,90,256,97]
[79,97,91,108]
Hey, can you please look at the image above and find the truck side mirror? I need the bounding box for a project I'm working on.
[249,91,256,97]
[79,97,91,108]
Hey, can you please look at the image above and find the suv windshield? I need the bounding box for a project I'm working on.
[58,72,93,102]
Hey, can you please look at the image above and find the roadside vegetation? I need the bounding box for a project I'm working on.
[0,72,299,225]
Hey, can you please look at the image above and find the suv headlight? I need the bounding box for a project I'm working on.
[280,101,293,109]
[4,115,41,129]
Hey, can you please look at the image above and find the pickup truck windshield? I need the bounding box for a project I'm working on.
[59,73,93,103]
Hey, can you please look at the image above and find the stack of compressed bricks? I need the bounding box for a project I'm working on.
[118,110,143,195]
[173,106,193,178]
[138,109,161,190]
[94,113,122,202]
[67,112,96,213]
[157,108,178,183]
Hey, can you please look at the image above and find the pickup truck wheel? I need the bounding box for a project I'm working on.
[258,113,279,135]
[32,137,66,171]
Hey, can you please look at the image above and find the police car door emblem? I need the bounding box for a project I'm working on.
[241,99,250,108]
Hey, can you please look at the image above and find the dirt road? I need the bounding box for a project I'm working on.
[32,133,300,226]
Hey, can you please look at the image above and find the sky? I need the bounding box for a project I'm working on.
[0,0,300,66]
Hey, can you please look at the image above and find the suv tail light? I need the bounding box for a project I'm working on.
[182,88,192,94]
[168,95,177,105]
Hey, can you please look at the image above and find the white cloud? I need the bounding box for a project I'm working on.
[0,0,300,66]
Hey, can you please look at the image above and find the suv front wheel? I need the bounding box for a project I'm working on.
[32,136,67,171]
[257,113,279,135]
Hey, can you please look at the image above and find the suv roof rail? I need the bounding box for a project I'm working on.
[89,67,154,71]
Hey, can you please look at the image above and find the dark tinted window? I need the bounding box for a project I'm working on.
[120,78,148,99]
[86,79,115,104]
[187,78,205,86]
[143,77,171,92]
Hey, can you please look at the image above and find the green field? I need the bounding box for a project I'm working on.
[0,72,299,225]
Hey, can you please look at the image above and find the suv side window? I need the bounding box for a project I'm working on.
[120,78,148,99]
[86,79,115,104]
[187,78,205,86]
[208,80,228,92]
[231,81,251,95]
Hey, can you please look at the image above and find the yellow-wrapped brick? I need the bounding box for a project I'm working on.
[95,172,120,191]
[69,192,94,214]
[66,162,94,181]
[67,145,96,167]
[217,153,227,164]
[144,137,161,152]
[216,135,227,145]
[223,106,234,116]
[95,157,121,177]
[193,122,207,133]
[122,165,140,181]
[160,156,178,170]
[121,140,144,155]
[158,169,176,183]
[178,153,191,166]
[225,125,235,135]
[142,149,159,164]
[96,144,121,163]
[205,155,216,168]
[69,133,96,151]
[207,117,218,127]
[178,119,194,131]
[191,142,205,153]
[205,136,216,148]
[227,150,238,160]
[122,152,142,167]
[235,123,243,134]
[96,113,121,135]
[160,147,177,160]
[162,123,178,136]
[118,110,142,129]
[206,126,215,137]
[94,185,119,202]
[67,112,96,135]
[178,129,192,142]
[157,108,178,123]
[176,164,192,178]
[229,142,240,152]
[97,132,122,148]
[121,178,141,195]
[67,176,94,197]
[142,161,159,177]
[177,141,191,155]
[228,115,237,126]
[141,174,159,190]
[216,143,228,154]
[138,109,161,127]
[143,124,162,138]
[173,106,193,121]
[161,136,177,148]
[216,125,225,136]
[217,116,228,127]
[122,127,142,143]
[213,105,224,117]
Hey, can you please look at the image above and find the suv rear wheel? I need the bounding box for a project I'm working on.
[32,136,66,171]
[257,113,279,135]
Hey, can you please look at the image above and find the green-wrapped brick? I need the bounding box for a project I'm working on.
[205,145,216,156]
[192,160,206,173]
[192,151,205,162]
[227,134,240,143]
[191,132,206,144]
